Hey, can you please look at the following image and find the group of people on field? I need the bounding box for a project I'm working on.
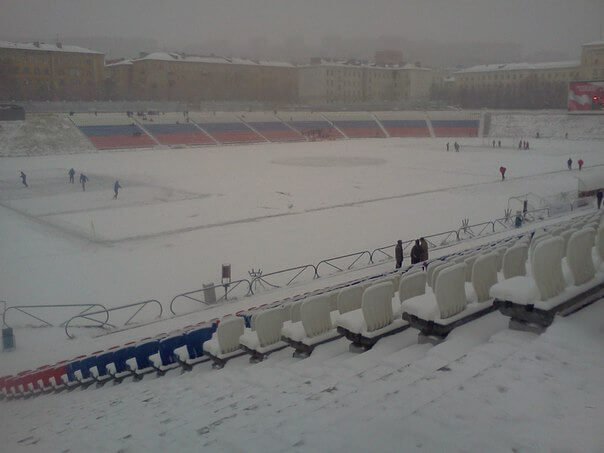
[445,142,461,152]
[19,169,122,199]
[395,237,429,269]
[567,158,584,171]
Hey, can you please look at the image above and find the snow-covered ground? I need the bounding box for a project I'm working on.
[1,130,603,451]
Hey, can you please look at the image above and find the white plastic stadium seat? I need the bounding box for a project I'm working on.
[502,243,528,279]
[203,316,245,367]
[559,228,577,257]
[431,262,452,289]
[281,294,340,356]
[463,255,477,282]
[426,261,443,288]
[596,226,604,263]
[566,228,596,286]
[398,271,427,303]
[239,307,288,361]
[337,285,365,314]
[336,282,408,348]
[471,253,499,303]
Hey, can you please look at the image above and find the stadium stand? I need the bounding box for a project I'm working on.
[189,113,264,144]
[70,113,156,149]
[324,112,386,139]
[278,111,344,140]
[239,112,304,142]
[427,111,481,137]
[374,111,431,137]
[138,112,215,146]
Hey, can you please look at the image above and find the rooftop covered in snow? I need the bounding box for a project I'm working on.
[456,60,580,74]
[134,52,294,68]
[0,40,102,55]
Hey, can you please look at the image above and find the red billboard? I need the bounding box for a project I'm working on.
[568,81,604,111]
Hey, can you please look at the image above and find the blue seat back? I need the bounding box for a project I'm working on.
[79,356,98,380]
[184,326,216,359]
[134,340,160,370]
[95,351,115,377]
[112,346,136,373]
[66,360,82,383]
[158,334,186,366]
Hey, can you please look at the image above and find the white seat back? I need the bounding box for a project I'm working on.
[494,247,507,271]
[463,255,477,282]
[337,285,365,314]
[301,295,332,338]
[254,308,285,348]
[399,271,427,303]
[566,228,596,286]
[362,282,395,332]
[502,243,528,279]
[217,316,245,354]
[431,263,452,289]
[597,226,604,262]
[471,253,499,302]
[559,228,577,257]
[426,261,443,288]
[434,263,467,319]
[532,237,565,301]
[288,299,304,323]
[324,291,339,312]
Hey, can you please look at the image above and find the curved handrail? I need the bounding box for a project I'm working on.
[422,230,460,248]
[3,303,109,329]
[250,265,317,293]
[315,251,372,278]
[169,279,252,315]
[370,240,412,263]
[458,221,494,238]
[64,299,163,338]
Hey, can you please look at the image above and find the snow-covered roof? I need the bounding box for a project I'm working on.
[577,171,604,192]
[106,59,133,67]
[135,52,294,68]
[456,60,580,74]
[582,40,604,48]
[0,40,102,55]
[299,59,430,71]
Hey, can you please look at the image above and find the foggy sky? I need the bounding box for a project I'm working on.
[1,0,602,63]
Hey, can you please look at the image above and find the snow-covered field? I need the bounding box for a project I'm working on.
[1,131,603,451]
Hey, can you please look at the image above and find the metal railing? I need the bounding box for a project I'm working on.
[64,299,163,338]
[3,303,109,329]
[250,265,317,293]
[169,279,252,315]
[315,251,372,278]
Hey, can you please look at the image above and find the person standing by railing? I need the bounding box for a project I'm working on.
[419,238,429,261]
[395,240,403,269]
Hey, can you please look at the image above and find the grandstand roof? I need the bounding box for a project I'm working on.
[0,40,102,55]
[135,52,294,68]
[105,59,133,67]
[456,60,580,74]
[582,40,604,48]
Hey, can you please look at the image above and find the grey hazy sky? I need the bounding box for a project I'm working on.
[1,0,602,58]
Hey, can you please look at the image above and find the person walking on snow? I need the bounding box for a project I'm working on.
[567,158,572,170]
[518,140,522,150]
[500,166,506,181]
[395,240,404,269]
[597,190,603,209]
[20,171,27,187]
[446,142,449,151]
[578,159,584,170]
[68,168,75,183]
[492,140,496,148]
[113,180,122,199]
[79,173,88,191]
[410,240,422,265]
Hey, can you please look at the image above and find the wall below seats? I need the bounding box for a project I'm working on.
[379,119,431,137]
[143,123,215,146]
[431,120,480,137]
[196,122,263,144]
[78,124,156,149]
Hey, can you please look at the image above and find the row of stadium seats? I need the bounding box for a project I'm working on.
[70,112,481,150]
[6,210,593,401]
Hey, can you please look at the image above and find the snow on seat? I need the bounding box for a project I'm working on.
[336,284,365,314]
[502,243,528,279]
[239,307,288,362]
[431,262,453,289]
[559,228,577,257]
[203,316,246,368]
[492,234,604,328]
[281,294,341,357]
[426,260,444,288]
[178,325,217,368]
[402,263,494,339]
[463,255,478,282]
[399,271,427,303]
[595,226,604,263]
[336,282,409,349]
[471,253,499,303]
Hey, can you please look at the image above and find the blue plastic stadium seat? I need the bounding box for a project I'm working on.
[183,325,216,360]
[79,354,101,381]
[95,350,117,378]
[112,346,136,374]
[134,340,160,370]
[158,334,187,366]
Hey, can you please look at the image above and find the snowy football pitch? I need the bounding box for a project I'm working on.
[1,136,602,313]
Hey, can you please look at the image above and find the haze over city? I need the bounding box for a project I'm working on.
[1,0,602,65]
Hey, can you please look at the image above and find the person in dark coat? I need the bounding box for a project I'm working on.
[578,159,584,170]
[113,180,122,199]
[395,240,404,269]
[68,168,75,183]
[500,166,506,181]
[410,240,422,265]
[597,190,603,209]
[79,173,88,191]
[567,158,572,170]
[419,237,429,261]
[20,171,28,187]
[518,140,522,150]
